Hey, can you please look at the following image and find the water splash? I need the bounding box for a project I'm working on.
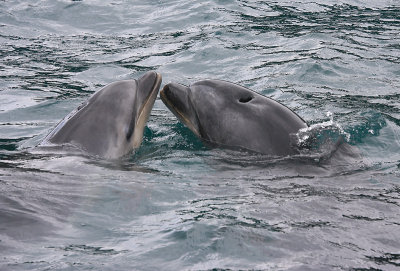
[295,111,351,150]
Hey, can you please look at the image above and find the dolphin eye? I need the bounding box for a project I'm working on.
[239,96,253,103]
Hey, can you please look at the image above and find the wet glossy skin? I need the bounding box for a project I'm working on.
[161,80,307,156]
[43,71,162,158]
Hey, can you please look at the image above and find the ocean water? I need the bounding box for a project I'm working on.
[1,0,400,270]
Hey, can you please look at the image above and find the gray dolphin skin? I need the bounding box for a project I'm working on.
[42,71,162,159]
[160,80,308,156]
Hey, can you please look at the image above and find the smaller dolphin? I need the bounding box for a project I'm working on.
[160,80,307,156]
[42,71,162,159]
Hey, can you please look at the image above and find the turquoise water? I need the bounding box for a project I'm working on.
[1,1,400,270]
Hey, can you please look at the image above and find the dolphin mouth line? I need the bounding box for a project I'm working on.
[131,72,162,148]
[137,72,162,122]
[160,86,200,137]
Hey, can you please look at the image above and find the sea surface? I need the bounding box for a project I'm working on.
[1,1,400,270]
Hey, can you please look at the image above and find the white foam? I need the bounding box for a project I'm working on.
[296,111,351,146]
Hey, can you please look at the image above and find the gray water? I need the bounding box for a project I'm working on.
[1,1,400,270]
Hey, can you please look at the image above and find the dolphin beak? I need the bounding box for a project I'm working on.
[136,71,162,118]
[130,71,162,148]
[160,83,190,115]
[160,83,200,137]
[137,71,162,105]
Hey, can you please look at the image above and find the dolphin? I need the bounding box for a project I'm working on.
[160,79,307,156]
[42,71,162,159]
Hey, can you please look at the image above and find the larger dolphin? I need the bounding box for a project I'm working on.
[160,79,307,156]
[42,71,162,159]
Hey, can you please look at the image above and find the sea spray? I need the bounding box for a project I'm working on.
[294,112,351,153]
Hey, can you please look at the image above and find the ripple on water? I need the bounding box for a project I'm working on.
[1,0,400,270]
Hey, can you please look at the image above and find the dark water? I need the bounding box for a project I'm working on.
[1,1,400,270]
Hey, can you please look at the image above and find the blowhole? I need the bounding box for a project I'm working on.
[239,96,253,103]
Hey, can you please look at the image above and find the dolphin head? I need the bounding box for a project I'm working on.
[160,80,268,141]
[46,71,162,158]
[160,79,307,155]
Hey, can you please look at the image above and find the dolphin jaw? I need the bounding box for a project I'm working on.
[160,85,201,138]
[131,72,162,149]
